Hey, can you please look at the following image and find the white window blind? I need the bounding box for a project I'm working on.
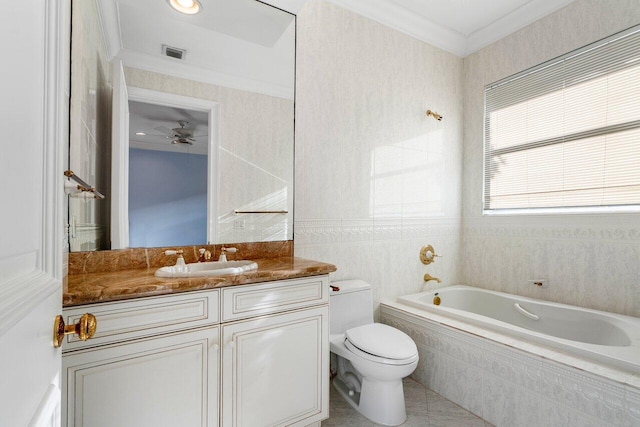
[484,25,640,212]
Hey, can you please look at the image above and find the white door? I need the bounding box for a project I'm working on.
[0,1,68,426]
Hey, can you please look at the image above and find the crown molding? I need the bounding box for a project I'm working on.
[464,0,577,56]
[325,0,468,57]
[325,0,577,58]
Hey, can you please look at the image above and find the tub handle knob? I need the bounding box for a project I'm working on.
[420,245,441,265]
[514,303,539,321]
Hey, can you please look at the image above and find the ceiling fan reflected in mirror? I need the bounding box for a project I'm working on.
[151,120,207,145]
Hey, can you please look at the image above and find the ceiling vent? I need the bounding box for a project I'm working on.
[162,45,186,60]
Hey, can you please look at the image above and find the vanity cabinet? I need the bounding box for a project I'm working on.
[63,326,220,427]
[221,307,327,426]
[61,276,329,427]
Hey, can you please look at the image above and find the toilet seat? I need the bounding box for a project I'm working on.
[344,323,418,365]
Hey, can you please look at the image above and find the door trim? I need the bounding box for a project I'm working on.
[117,86,220,245]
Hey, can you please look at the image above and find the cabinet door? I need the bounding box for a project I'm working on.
[62,326,219,427]
[221,306,329,427]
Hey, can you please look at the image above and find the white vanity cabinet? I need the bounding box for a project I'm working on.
[63,326,220,427]
[62,275,330,427]
[219,276,329,427]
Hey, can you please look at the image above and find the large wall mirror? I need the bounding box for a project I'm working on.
[69,0,295,251]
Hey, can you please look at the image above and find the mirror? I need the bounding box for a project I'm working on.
[68,0,295,251]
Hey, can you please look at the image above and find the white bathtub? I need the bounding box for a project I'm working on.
[397,285,640,373]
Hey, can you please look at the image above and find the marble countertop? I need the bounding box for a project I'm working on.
[64,257,336,307]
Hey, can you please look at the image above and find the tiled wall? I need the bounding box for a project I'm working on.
[294,0,464,317]
[461,0,640,317]
[68,0,113,250]
[383,306,640,427]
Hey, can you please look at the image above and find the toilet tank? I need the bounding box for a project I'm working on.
[329,280,374,334]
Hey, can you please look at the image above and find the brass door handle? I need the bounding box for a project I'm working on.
[53,313,97,348]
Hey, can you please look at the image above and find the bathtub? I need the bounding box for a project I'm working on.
[396,285,640,373]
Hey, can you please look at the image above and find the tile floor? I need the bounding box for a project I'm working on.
[322,378,494,427]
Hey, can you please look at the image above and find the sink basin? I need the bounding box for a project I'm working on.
[155,260,259,278]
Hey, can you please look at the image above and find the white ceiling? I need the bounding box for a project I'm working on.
[97,0,296,99]
[116,0,293,48]
[129,101,209,155]
[324,0,578,57]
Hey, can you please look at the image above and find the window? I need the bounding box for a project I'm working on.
[483,25,640,213]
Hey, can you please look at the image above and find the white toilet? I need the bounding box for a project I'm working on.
[329,280,419,426]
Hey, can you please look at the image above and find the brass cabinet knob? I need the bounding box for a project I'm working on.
[53,313,97,348]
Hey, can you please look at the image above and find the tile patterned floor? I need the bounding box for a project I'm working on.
[322,378,494,427]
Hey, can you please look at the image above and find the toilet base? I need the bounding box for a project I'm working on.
[332,375,407,426]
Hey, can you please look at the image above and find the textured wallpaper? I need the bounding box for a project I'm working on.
[294,0,464,317]
[461,0,640,316]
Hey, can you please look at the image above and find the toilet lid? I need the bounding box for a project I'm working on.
[345,323,417,360]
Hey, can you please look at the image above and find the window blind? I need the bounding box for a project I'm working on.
[483,25,640,212]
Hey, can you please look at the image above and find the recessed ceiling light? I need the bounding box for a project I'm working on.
[135,132,146,136]
[167,0,201,15]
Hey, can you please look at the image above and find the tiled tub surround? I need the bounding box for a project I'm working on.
[294,218,461,319]
[461,0,640,317]
[397,286,640,373]
[381,301,640,427]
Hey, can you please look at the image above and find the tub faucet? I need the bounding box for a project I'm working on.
[423,274,441,284]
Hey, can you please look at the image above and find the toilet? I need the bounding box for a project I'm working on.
[329,280,419,426]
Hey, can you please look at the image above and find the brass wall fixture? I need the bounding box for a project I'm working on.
[234,210,289,214]
[433,293,441,305]
[420,245,441,265]
[426,110,443,121]
[53,313,97,348]
[423,273,441,284]
[64,170,105,199]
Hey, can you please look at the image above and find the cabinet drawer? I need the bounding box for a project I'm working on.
[221,276,328,322]
[62,290,219,351]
